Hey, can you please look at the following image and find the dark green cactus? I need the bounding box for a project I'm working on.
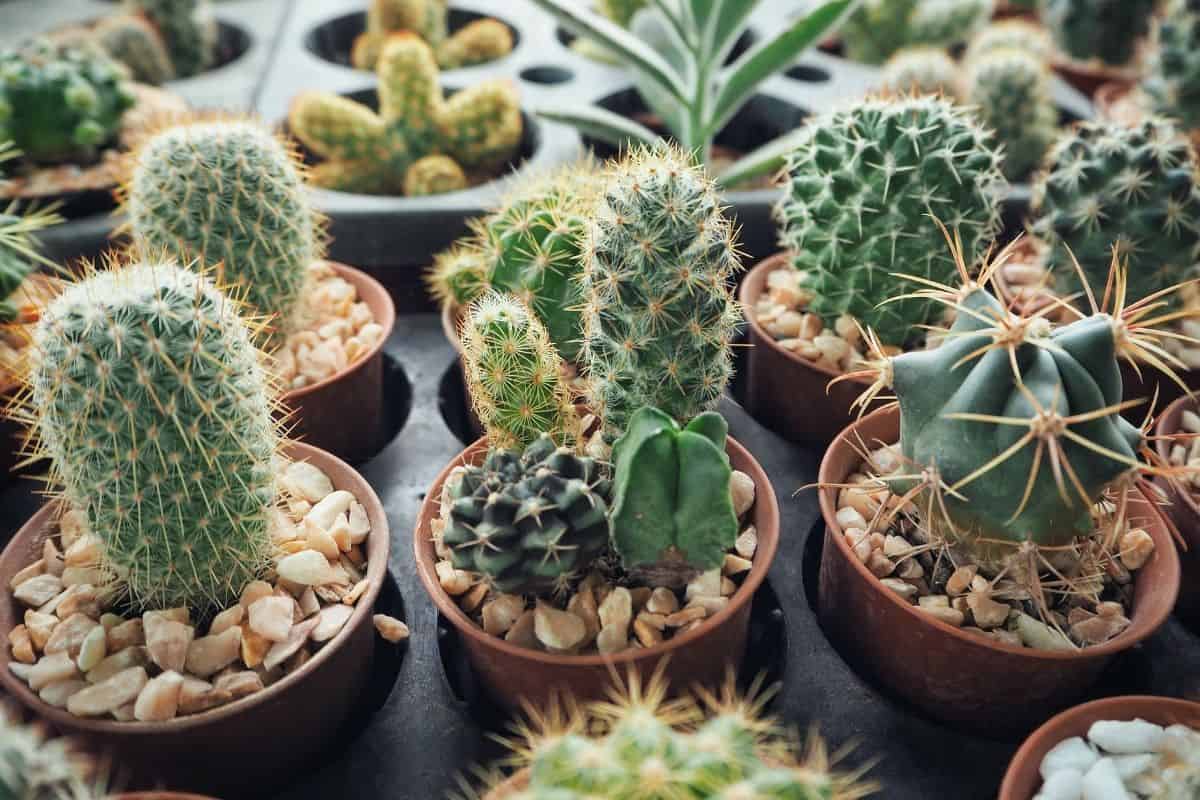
[94,14,176,86]
[425,242,488,308]
[965,47,1058,180]
[441,434,612,595]
[125,0,217,78]
[610,407,737,587]
[1143,0,1200,130]
[1039,0,1156,68]
[776,96,1005,348]
[1031,118,1200,308]
[842,0,994,64]
[0,39,135,164]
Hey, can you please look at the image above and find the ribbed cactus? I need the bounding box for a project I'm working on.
[0,206,60,324]
[1031,118,1200,307]
[351,0,513,70]
[426,242,488,308]
[965,48,1058,180]
[435,19,514,69]
[0,706,99,800]
[882,47,961,98]
[1143,0,1200,130]
[442,434,611,595]
[403,153,467,196]
[1039,0,1156,68]
[842,0,993,64]
[123,118,319,341]
[24,258,277,613]
[125,0,217,78]
[580,145,741,436]
[290,34,522,196]
[0,39,135,164]
[93,15,175,85]
[610,407,737,587]
[776,96,1005,348]
[965,19,1053,63]
[460,292,574,450]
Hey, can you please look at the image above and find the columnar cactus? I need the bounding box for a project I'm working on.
[289,34,522,196]
[425,242,488,308]
[580,145,741,435]
[123,118,320,341]
[351,0,513,70]
[441,434,612,595]
[125,0,217,78]
[1030,118,1200,307]
[965,19,1053,63]
[1143,0,1200,130]
[460,292,574,450]
[434,19,515,70]
[0,39,135,164]
[882,47,961,98]
[965,48,1058,180]
[1039,0,1156,68]
[842,0,994,64]
[93,15,176,85]
[24,258,277,613]
[776,96,1006,348]
[0,706,99,799]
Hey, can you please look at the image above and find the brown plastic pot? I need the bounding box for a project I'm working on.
[817,406,1181,736]
[739,253,881,447]
[0,441,390,797]
[999,695,1200,799]
[414,435,780,712]
[281,262,396,464]
[1154,394,1200,629]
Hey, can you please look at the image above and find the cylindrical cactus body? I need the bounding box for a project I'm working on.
[1039,0,1156,68]
[94,14,176,85]
[125,0,217,78]
[842,0,993,64]
[435,18,514,69]
[882,47,961,98]
[1144,0,1200,130]
[965,47,1058,180]
[965,19,1053,63]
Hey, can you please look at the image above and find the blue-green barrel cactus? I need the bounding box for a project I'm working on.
[1143,0,1200,130]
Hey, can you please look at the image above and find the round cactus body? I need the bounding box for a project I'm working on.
[965,19,1053,63]
[351,0,449,70]
[842,0,993,64]
[435,18,514,69]
[1039,0,1155,68]
[94,14,176,85]
[1144,0,1200,130]
[442,434,612,595]
[125,0,217,78]
[966,47,1058,180]
[28,259,277,613]
[404,153,467,196]
[776,96,1005,348]
[882,47,962,98]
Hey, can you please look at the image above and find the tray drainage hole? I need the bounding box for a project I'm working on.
[786,63,830,82]
[521,65,574,85]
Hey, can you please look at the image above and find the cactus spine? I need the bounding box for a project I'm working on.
[93,15,176,85]
[1143,0,1200,130]
[580,145,741,436]
[124,0,217,78]
[426,242,488,308]
[123,118,320,341]
[0,706,100,799]
[965,19,1053,63]
[842,0,994,64]
[965,48,1058,180]
[882,47,962,98]
[23,258,277,613]
[1039,0,1156,68]
[0,205,60,324]
[776,96,1005,348]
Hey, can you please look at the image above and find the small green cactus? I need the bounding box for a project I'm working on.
[0,39,135,164]
[403,153,467,196]
[93,15,176,85]
[1039,0,1156,69]
[125,0,217,78]
[882,47,961,98]
[842,0,994,64]
[965,19,1053,63]
[460,292,574,451]
[610,407,737,587]
[1030,118,1200,308]
[965,47,1059,180]
[442,434,612,595]
[351,0,513,70]
[290,34,522,196]
[0,705,101,800]
[123,117,320,341]
[434,18,514,69]
[24,257,277,613]
[1143,0,1200,130]
[776,96,1006,348]
[580,144,741,436]
[425,242,488,308]
[0,204,60,324]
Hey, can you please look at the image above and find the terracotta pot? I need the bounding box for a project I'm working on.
[1154,394,1200,630]
[1050,54,1138,98]
[282,262,396,464]
[999,695,1200,799]
[414,435,780,712]
[738,253,881,447]
[0,441,391,797]
[817,406,1181,736]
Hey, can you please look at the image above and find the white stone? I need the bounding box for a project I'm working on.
[29,652,79,690]
[1033,768,1083,800]
[311,604,354,642]
[39,679,86,709]
[213,671,263,700]
[134,670,184,722]
[14,574,63,607]
[596,624,627,654]
[209,605,244,636]
[303,518,341,559]
[730,471,755,517]
[481,595,525,636]
[1109,753,1155,781]
[685,569,722,602]
[185,627,243,677]
[598,587,632,631]
[282,461,334,503]
[1087,719,1165,754]
[1041,737,1099,780]
[1079,758,1130,799]
[76,626,107,672]
[277,550,334,586]
[262,617,318,671]
[347,502,370,543]
[533,604,585,652]
[248,596,295,642]
[67,667,148,717]
[373,614,409,643]
[305,490,354,530]
[44,614,99,658]
[86,646,149,684]
[298,587,321,619]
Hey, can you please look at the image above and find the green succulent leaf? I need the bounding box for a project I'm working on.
[535,105,659,151]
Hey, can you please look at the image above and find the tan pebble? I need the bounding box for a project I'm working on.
[813,334,849,364]
[629,586,651,611]
[917,605,965,627]
[314,585,347,604]
[8,625,35,664]
[209,606,244,637]
[882,535,911,559]
[303,518,341,559]
[29,651,79,690]
[10,560,45,592]
[1119,528,1155,571]
[282,461,334,503]
[42,539,64,577]
[835,314,860,346]
[248,596,294,643]
[798,313,822,340]
[992,628,1022,647]
[44,613,99,659]
[344,545,366,568]
[298,588,321,619]
[434,560,473,596]
[146,608,190,625]
[919,595,950,609]
[533,603,586,652]
[57,584,101,619]
[895,559,924,580]
[14,574,62,607]
[239,625,271,668]
[720,577,736,596]
[868,532,885,550]
[866,551,895,578]
[840,487,881,523]
[598,587,632,632]
[691,596,729,615]
[967,593,1010,630]
[880,578,918,601]
[99,613,124,630]
[1097,601,1125,618]
[595,624,628,654]
[288,498,312,518]
[645,587,679,616]
[110,703,136,722]
[633,618,663,647]
[214,671,263,700]
[347,502,371,544]
[730,471,756,517]
[566,589,600,643]
[68,667,148,716]
[177,678,231,716]
[61,566,104,587]
[722,554,752,576]
[312,604,355,642]
[280,540,308,554]
[262,617,318,671]
[847,528,872,563]
[946,566,978,596]
[76,626,106,672]
[772,310,804,337]
[338,555,364,585]
[835,506,868,531]
[665,606,707,627]
[63,534,101,568]
[237,582,270,614]
[328,516,353,553]
[58,510,88,548]
[504,610,537,649]
[134,670,184,722]
[344,578,373,607]
[277,550,334,586]
[186,627,243,677]
[267,508,298,544]
[85,647,148,684]
[969,575,989,594]
[143,615,194,673]
[106,619,145,651]
[24,610,57,651]
[7,662,32,682]
[39,679,85,708]
[305,490,355,530]
[685,570,722,602]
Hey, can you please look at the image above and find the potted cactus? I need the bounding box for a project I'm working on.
[0,255,392,795]
[119,116,396,462]
[1153,394,1200,630]
[837,0,995,64]
[414,145,779,711]
[739,95,1006,446]
[350,0,513,71]
[816,235,1182,735]
[71,0,221,86]
[1040,0,1158,96]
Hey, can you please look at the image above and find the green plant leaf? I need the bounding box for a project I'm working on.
[630,7,693,142]
[683,411,729,449]
[710,0,758,67]
[535,106,660,150]
[646,0,693,51]
[673,429,736,571]
[716,126,810,189]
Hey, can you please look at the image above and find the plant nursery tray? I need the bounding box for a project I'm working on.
[1,313,1196,799]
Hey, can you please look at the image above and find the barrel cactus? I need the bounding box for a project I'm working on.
[1143,0,1200,130]
[882,47,961,98]
[1039,0,1156,69]
[123,117,320,341]
[0,706,100,800]
[442,434,611,595]
[965,48,1058,180]
[776,96,1006,348]
[0,39,135,164]
[24,258,277,613]
[94,14,175,85]
[351,0,513,70]
[1030,118,1200,308]
[842,0,994,64]
[125,0,217,78]
[965,19,1053,63]
[289,33,522,195]
[580,144,741,436]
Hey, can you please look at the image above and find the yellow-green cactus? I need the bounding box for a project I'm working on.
[351,0,513,70]
[403,153,467,196]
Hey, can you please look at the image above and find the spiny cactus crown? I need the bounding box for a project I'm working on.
[964,19,1053,63]
[0,707,99,800]
[580,144,741,436]
[460,292,574,451]
[1039,0,1156,68]
[776,96,1005,348]
[426,242,488,308]
[0,205,59,324]
[965,47,1058,181]
[1031,118,1200,308]
[125,0,216,78]
[442,434,612,596]
[124,118,320,341]
[882,47,961,98]
[842,0,993,64]
[1143,0,1200,129]
[25,258,277,613]
[94,14,176,85]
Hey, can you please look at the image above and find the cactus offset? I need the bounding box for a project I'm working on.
[123,118,320,341]
[426,242,488,308]
[842,0,993,64]
[404,153,467,196]
[1143,0,1200,130]
[965,19,1053,63]
[882,47,961,98]
[0,39,135,164]
[351,0,513,70]
[21,257,278,613]
[965,48,1058,180]
[460,292,574,450]
[290,34,522,196]
[580,145,741,435]
[442,434,611,595]
[1031,118,1200,308]
[125,0,217,78]
[435,19,514,69]
[0,706,100,799]
[1039,0,1155,69]
[776,96,1005,348]
[94,15,175,85]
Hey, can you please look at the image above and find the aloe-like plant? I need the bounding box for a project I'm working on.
[527,0,857,188]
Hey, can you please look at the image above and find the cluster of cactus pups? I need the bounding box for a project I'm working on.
[351,0,514,71]
[841,0,995,64]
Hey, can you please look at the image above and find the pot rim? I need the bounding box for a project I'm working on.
[440,301,463,357]
[819,405,1181,662]
[0,440,391,734]
[281,261,396,402]
[1153,393,1200,517]
[413,434,779,668]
